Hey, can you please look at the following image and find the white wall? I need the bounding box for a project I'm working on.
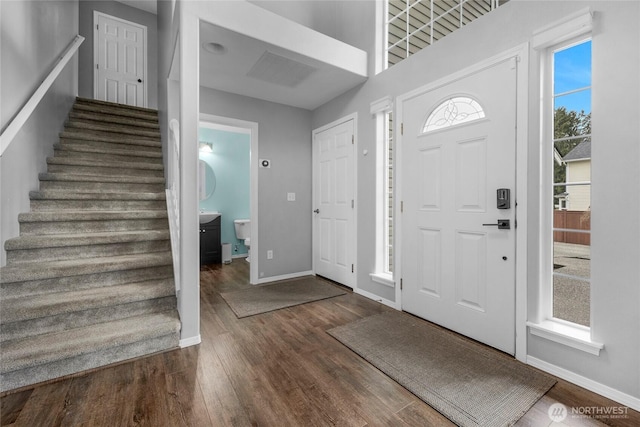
[311,0,640,405]
[78,0,158,108]
[0,0,79,266]
[200,88,313,279]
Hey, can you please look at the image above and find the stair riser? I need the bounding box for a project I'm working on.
[7,240,171,265]
[58,139,162,155]
[53,149,162,165]
[1,265,174,299]
[66,121,161,139]
[20,218,169,236]
[48,162,163,176]
[40,181,165,192]
[69,111,160,130]
[30,199,166,211]
[0,333,178,392]
[1,295,176,342]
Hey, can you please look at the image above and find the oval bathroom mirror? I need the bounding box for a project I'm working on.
[198,159,216,200]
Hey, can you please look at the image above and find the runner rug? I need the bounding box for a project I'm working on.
[327,311,556,427]
[220,277,346,318]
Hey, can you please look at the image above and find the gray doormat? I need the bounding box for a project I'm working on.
[220,277,346,318]
[327,311,556,427]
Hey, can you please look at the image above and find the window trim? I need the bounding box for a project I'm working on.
[531,8,602,355]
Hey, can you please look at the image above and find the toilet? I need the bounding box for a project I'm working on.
[233,219,251,262]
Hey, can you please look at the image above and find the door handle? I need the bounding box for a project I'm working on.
[138,79,142,83]
[482,219,510,230]
[313,209,320,214]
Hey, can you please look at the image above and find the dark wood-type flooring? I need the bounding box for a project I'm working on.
[2,260,639,426]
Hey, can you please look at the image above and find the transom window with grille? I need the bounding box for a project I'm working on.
[551,39,592,327]
[386,0,508,68]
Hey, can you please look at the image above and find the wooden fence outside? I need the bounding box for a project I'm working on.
[554,210,591,246]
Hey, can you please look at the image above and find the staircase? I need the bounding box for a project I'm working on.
[0,98,181,392]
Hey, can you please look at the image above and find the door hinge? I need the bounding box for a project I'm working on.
[96,64,99,70]
[401,201,403,213]
[351,135,354,144]
[401,123,404,135]
[400,278,403,290]
[351,199,354,208]
[351,264,354,273]
[96,24,99,30]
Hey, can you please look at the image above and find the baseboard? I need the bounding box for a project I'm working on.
[527,356,640,411]
[354,287,400,310]
[179,334,201,348]
[257,270,314,284]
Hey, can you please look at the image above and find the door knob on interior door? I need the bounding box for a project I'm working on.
[313,209,320,214]
[137,79,142,83]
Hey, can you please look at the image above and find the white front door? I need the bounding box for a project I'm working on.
[313,118,355,288]
[400,58,517,354]
[94,12,147,107]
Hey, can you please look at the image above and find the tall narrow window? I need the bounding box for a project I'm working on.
[370,97,395,287]
[551,39,592,326]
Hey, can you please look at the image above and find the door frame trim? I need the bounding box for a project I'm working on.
[200,113,259,285]
[93,11,148,107]
[312,113,358,290]
[395,44,529,362]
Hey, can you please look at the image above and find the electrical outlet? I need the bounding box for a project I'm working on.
[267,250,273,260]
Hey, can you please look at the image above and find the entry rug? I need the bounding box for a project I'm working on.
[220,277,346,318]
[327,311,556,427]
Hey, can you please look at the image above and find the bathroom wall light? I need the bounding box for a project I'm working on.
[202,42,227,55]
[199,141,213,153]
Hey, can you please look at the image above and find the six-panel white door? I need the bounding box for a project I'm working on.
[94,12,146,107]
[313,119,355,288]
[400,58,517,354]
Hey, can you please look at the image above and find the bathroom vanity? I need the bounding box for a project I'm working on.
[200,216,221,265]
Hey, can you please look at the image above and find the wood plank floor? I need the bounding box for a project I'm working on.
[2,260,639,426]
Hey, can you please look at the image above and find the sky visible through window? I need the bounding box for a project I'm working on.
[554,41,592,114]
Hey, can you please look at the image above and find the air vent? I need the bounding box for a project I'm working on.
[246,51,317,88]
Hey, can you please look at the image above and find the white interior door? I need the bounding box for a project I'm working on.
[400,58,517,354]
[94,12,147,107]
[313,119,355,288]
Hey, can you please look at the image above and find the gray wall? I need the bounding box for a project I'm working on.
[0,0,79,266]
[78,0,158,108]
[311,0,640,402]
[201,88,313,279]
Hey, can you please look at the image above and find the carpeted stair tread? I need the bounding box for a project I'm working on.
[19,210,168,223]
[75,97,158,115]
[53,142,162,159]
[57,139,162,155]
[47,156,164,171]
[5,230,169,251]
[69,111,160,129]
[2,280,175,324]
[59,130,161,148]
[65,120,161,139]
[0,252,173,284]
[30,190,166,201]
[0,310,180,374]
[38,172,164,184]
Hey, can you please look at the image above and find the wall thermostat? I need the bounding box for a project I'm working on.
[260,159,271,168]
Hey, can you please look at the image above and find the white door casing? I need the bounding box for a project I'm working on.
[312,117,356,288]
[399,58,517,355]
[94,12,147,107]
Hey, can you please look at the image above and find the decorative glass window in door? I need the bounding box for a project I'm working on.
[423,96,485,133]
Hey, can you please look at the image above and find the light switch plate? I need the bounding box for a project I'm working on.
[287,192,296,201]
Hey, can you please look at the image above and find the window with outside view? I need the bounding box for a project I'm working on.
[552,39,591,327]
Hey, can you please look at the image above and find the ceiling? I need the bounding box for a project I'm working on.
[115,0,157,15]
[199,21,368,111]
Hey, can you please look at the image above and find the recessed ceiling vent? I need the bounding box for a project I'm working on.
[246,51,317,88]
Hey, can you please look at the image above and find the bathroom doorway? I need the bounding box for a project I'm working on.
[199,113,259,284]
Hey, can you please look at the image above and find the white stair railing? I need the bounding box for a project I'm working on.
[0,35,84,156]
